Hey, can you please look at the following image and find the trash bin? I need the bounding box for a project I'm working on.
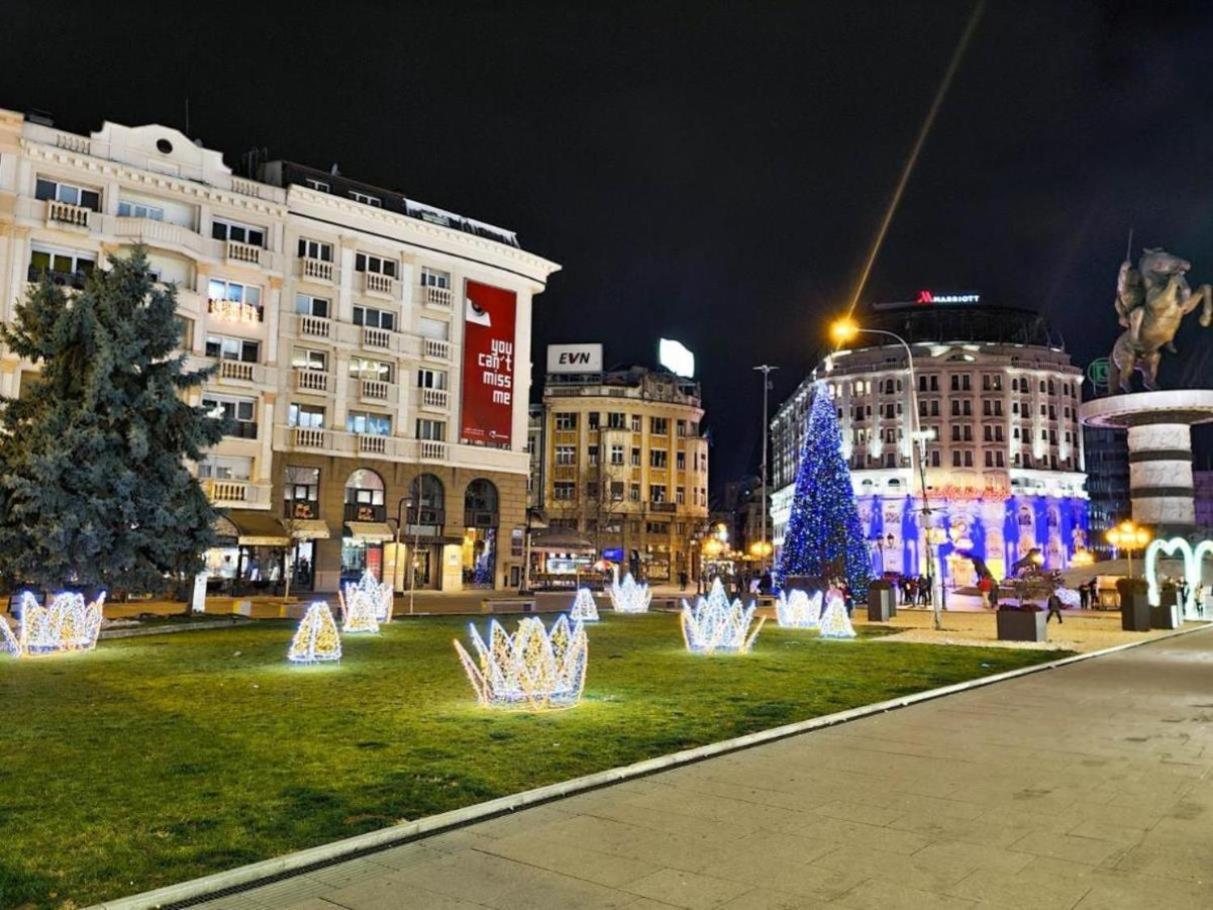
[1117,578,1150,631]
[867,580,896,621]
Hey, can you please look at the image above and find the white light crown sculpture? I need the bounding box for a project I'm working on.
[1,614,22,656]
[569,587,600,622]
[338,583,381,634]
[453,615,588,710]
[776,588,822,629]
[344,570,393,624]
[1145,537,1213,619]
[609,573,652,613]
[11,591,106,656]
[288,602,343,664]
[680,577,764,654]
[818,590,857,639]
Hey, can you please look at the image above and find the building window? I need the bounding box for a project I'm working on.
[650,449,668,469]
[629,483,640,501]
[198,454,252,480]
[295,293,330,318]
[203,394,256,433]
[416,418,446,441]
[352,305,395,330]
[211,219,266,248]
[630,447,641,466]
[350,357,393,383]
[609,444,624,465]
[964,451,973,467]
[607,412,626,429]
[354,252,397,277]
[985,451,993,467]
[631,414,642,432]
[348,411,391,436]
[676,451,686,470]
[417,367,446,389]
[676,420,687,437]
[555,445,575,465]
[420,267,450,288]
[285,467,321,518]
[28,247,96,288]
[588,412,600,430]
[650,484,666,503]
[349,190,382,207]
[587,445,599,466]
[651,417,669,435]
[35,177,100,211]
[288,402,325,428]
[952,451,961,467]
[676,486,685,504]
[204,334,259,362]
[554,412,577,431]
[117,200,164,220]
[297,238,333,261]
[293,348,328,372]
[207,278,261,308]
[553,482,576,501]
[930,451,941,467]
[304,177,330,192]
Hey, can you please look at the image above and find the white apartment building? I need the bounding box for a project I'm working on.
[0,109,559,593]
[770,299,1089,586]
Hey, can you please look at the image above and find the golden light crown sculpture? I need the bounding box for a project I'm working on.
[1,591,106,657]
[338,579,381,635]
[288,602,342,664]
[453,615,588,710]
[343,570,393,623]
[776,588,822,629]
[818,590,857,639]
[609,573,652,613]
[569,587,600,622]
[680,578,764,654]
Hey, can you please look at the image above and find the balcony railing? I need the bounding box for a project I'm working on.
[47,200,91,228]
[650,502,677,513]
[419,441,447,461]
[423,339,450,360]
[300,258,334,282]
[423,285,452,308]
[201,479,272,507]
[226,240,263,265]
[361,272,396,297]
[208,298,264,324]
[291,427,327,449]
[224,420,259,440]
[298,314,331,339]
[358,434,388,455]
[344,503,387,522]
[421,387,449,409]
[294,369,329,393]
[361,379,390,401]
[362,326,392,349]
[26,265,89,290]
[218,359,255,383]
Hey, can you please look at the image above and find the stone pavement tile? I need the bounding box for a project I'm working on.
[422,827,501,854]
[526,813,733,874]
[1064,819,1149,845]
[1071,870,1213,909]
[584,800,764,841]
[886,811,1033,849]
[1066,802,1164,832]
[480,831,663,888]
[491,871,644,910]
[323,874,487,909]
[704,836,867,900]
[947,866,1093,910]
[387,850,578,905]
[909,840,1035,876]
[613,786,817,832]
[280,900,349,910]
[305,857,402,889]
[976,805,1079,836]
[794,814,930,856]
[832,877,980,909]
[714,888,831,909]
[621,867,755,909]
[1008,831,1131,866]
[353,842,455,873]
[1112,839,1213,883]
[812,846,972,894]
[465,803,578,839]
[807,800,902,827]
[879,793,986,822]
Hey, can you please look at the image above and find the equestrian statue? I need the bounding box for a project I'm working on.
[1111,246,1212,392]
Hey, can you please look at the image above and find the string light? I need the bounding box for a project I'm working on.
[338,584,381,635]
[288,602,342,663]
[680,578,765,654]
[5,591,106,656]
[609,573,651,613]
[569,587,600,622]
[453,615,588,710]
[344,570,393,623]
[776,588,822,629]
[818,590,857,639]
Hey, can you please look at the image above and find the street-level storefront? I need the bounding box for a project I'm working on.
[462,478,499,588]
[528,528,597,589]
[207,510,290,595]
[341,469,392,585]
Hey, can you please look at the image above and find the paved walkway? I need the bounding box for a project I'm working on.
[193,629,1213,910]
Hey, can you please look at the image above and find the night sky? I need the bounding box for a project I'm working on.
[5,1,1213,486]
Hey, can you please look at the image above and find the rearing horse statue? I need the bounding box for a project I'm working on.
[1111,247,1213,392]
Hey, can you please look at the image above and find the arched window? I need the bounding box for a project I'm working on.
[344,468,385,521]
[464,479,499,527]
[409,473,444,528]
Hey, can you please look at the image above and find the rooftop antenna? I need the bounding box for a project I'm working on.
[185,97,190,137]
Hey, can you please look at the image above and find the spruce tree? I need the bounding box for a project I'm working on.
[0,247,224,595]
[777,381,871,596]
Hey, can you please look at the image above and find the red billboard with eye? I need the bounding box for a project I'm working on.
[460,280,517,447]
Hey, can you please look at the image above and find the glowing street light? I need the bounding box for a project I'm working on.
[1106,520,1151,578]
[749,540,773,560]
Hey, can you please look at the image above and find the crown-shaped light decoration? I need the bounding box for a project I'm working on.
[818,590,857,639]
[338,582,381,635]
[343,570,393,623]
[680,578,764,654]
[7,591,106,656]
[776,588,822,629]
[453,615,588,710]
[1,614,22,656]
[609,573,652,613]
[288,602,343,663]
[569,587,600,622]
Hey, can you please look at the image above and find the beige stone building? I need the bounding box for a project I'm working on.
[535,365,709,584]
[0,109,559,593]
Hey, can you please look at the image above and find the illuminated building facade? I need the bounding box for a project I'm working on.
[771,298,1089,584]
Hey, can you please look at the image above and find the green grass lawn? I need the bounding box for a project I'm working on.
[0,613,1064,908]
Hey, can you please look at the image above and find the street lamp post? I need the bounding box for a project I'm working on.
[831,319,942,630]
[753,364,778,576]
[1106,519,1151,579]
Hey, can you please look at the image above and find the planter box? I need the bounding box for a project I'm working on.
[867,582,896,622]
[1150,603,1180,630]
[996,609,1047,642]
[1117,578,1151,631]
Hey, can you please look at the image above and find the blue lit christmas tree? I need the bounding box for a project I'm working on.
[777,381,871,596]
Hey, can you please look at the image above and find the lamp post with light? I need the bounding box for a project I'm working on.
[830,318,943,630]
[1106,519,1151,579]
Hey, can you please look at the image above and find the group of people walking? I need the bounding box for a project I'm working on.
[896,575,934,607]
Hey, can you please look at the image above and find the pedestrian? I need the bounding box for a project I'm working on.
[749,575,761,595]
[1201,583,1211,619]
[760,570,772,594]
[989,577,1000,608]
[918,576,931,606]
[1046,591,1064,624]
[1078,582,1089,610]
[678,570,688,591]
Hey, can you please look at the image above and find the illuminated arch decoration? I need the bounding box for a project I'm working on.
[680,578,764,654]
[1145,537,1213,619]
[1,615,22,655]
[288,602,343,663]
[775,589,822,629]
[343,570,392,624]
[818,591,857,639]
[609,573,652,613]
[569,587,600,623]
[10,591,106,656]
[453,615,588,710]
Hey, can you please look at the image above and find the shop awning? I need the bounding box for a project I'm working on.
[530,529,596,553]
[290,519,331,540]
[224,510,289,547]
[344,522,395,543]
